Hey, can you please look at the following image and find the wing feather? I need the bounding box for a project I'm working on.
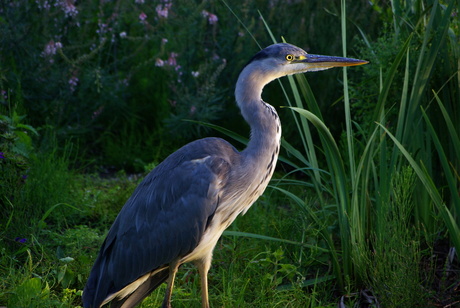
[83,139,235,307]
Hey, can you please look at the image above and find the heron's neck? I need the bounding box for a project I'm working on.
[235,67,281,160]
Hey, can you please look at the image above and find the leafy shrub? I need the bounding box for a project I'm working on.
[0,0,382,170]
[0,105,38,238]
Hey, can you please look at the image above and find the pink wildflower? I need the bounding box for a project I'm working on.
[92,106,104,120]
[155,58,165,67]
[207,13,218,24]
[156,3,172,19]
[139,12,147,22]
[201,10,218,25]
[167,52,178,66]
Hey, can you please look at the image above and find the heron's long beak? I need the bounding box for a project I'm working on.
[297,54,368,70]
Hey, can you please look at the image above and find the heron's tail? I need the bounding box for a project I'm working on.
[109,268,169,308]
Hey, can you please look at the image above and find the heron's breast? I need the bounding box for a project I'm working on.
[180,155,279,265]
[219,141,281,226]
[182,129,281,263]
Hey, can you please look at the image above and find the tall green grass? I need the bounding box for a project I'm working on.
[269,0,459,299]
[365,167,425,306]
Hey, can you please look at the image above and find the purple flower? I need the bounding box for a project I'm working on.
[0,152,5,159]
[207,13,218,25]
[15,237,27,243]
[41,40,63,63]
[36,0,51,10]
[60,0,78,18]
[139,12,147,22]
[69,76,79,92]
[167,52,178,66]
[201,10,218,25]
[156,2,172,19]
[96,22,110,36]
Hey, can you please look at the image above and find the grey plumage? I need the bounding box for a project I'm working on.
[83,43,367,308]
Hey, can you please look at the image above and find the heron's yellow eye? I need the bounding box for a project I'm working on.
[285,54,294,61]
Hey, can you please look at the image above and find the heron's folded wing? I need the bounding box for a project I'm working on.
[84,152,230,307]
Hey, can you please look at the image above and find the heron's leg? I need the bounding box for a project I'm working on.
[162,260,180,308]
[195,256,212,308]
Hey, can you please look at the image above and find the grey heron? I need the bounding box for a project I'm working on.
[82,43,367,308]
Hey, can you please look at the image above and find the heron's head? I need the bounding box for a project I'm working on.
[245,43,368,80]
[236,43,368,107]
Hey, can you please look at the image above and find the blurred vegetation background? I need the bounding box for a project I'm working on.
[0,0,459,307]
[0,0,382,171]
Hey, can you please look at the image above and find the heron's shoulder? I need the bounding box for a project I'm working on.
[168,137,239,164]
[185,137,238,152]
[142,137,238,180]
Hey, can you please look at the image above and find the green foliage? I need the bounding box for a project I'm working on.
[78,171,139,228]
[0,172,133,304]
[252,248,300,288]
[24,152,77,224]
[270,0,459,305]
[0,246,85,307]
[100,119,163,172]
[164,59,228,140]
[0,109,37,225]
[8,277,51,307]
[365,167,426,307]
[0,110,38,158]
[0,0,383,170]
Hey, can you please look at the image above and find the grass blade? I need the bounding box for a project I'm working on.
[288,107,350,288]
[421,105,460,217]
[223,231,329,253]
[377,123,460,257]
